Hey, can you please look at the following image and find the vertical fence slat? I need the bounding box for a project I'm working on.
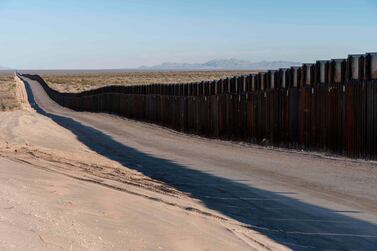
[22,69,377,160]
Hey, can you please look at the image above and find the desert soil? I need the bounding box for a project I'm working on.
[0,77,287,250]
[0,74,21,111]
[1,75,377,250]
[36,70,258,93]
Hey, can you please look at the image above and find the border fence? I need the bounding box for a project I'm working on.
[22,52,377,159]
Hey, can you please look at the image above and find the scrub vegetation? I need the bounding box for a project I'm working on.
[42,70,258,93]
[0,74,19,111]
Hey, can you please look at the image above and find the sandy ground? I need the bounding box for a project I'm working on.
[0,78,288,250]
[1,75,377,250]
[23,76,377,250]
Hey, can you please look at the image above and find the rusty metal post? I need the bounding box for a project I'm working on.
[275,70,282,89]
[160,84,164,95]
[237,76,245,94]
[365,52,377,80]
[255,74,260,91]
[291,67,301,88]
[192,83,197,96]
[205,81,210,96]
[198,82,203,96]
[251,74,256,92]
[263,72,268,91]
[154,84,158,95]
[224,78,230,94]
[301,64,315,86]
[268,70,277,89]
[279,68,289,89]
[167,84,171,95]
[181,84,184,96]
[330,59,346,84]
[259,72,267,91]
[166,84,171,95]
[165,84,169,96]
[210,80,216,95]
[308,64,315,86]
[193,83,198,96]
[152,84,156,95]
[315,60,329,84]
[347,54,364,81]
[189,83,194,96]
[217,80,221,95]
[370,52,377,79]
[245,75,252,92]
[229,77,236,93]
[255,74,261,91]
[267,71,272,89]
[178,84,183,96]
[202,81,207,96]
[216,79,223,95]
[183,83,188,96]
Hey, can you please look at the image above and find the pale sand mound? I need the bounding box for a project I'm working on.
[0,87,288,250]
[14,74,31,110]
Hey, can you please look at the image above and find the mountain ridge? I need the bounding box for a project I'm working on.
[139,59,301,70]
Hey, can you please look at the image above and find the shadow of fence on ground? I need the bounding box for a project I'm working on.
[23,78,377,250]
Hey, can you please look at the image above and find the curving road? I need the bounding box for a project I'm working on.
[22,76,377,250]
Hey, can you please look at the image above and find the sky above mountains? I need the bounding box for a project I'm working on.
[139,59,301,70]
[1,0,377,69]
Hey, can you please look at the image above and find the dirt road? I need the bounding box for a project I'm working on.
[14,76,377,249]
[0,82,286,250]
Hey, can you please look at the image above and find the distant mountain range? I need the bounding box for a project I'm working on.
[139,59,301,70]
[0,59,301,71]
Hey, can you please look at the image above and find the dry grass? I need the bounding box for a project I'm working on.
[0,74,19,111]
[42,71,258,93]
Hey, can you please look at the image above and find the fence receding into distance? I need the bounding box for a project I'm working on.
[22,52,377,159]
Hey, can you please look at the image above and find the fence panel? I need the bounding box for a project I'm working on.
[22,73,377,160]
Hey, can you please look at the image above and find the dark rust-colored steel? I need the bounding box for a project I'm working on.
[21,51,377,160]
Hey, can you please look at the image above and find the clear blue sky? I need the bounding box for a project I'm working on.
[1,0,377,69]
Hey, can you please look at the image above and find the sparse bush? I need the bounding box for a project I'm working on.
[43,71,258,93]
[0,74,20,111]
